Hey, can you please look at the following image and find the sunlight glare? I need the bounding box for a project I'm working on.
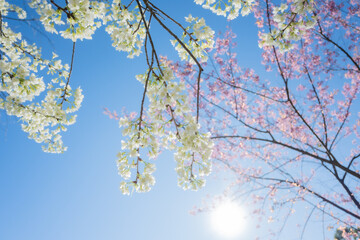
[210,200,247,238]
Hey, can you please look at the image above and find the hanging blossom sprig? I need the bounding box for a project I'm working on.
[111,0,215,194]
[0,1,83,153]
[117,65,213,195]
[105,0,146,58]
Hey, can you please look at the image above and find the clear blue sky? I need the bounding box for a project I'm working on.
[0,1,333,240]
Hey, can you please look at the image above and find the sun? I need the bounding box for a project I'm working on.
[210,200,247,238]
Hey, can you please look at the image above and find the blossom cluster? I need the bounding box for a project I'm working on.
[28,0,107,41]
[117,66,213,194]
[259,0,317,51]
[171,15,215,64]
[194,0,254,20]
[1,1,83,153]
[105,0,146,58]
[28,0,146,57]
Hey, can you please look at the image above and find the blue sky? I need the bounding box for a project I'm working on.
[0,1,335,240]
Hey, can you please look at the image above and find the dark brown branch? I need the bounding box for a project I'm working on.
[343,153,360,180]
[147,1,198,43]
[144,1,204,122]
[49,0,75,20]
[212,134,360,180]
[304,64,328,146]
[315,18,360,72]
[184,77,270,134]
[334,172,360,210]
[60,42,76,105]
[329,97,353,151]
[263,177,360,220]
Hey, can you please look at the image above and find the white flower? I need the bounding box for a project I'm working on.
[171,15,214,64]
[194,0,255,20]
